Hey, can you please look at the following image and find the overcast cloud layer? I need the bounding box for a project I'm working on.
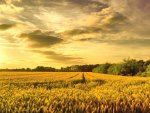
[0,0,150,68]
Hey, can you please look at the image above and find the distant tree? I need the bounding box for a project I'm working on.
[60,64,99,72]
[33,66,56,72]
[120,59,139,76]
[104,59,144,76]
[141,64,150,77]
[2,59,150,75]
[137,60,145,74]
[26,68,32,71]
[77,64,99,72]
[108,64,123,75]
[144,60,150,66]
[92,63,111,74]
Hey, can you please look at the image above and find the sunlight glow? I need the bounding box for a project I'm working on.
[0,50,5,63]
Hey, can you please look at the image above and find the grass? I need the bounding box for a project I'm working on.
[0,72,150,113]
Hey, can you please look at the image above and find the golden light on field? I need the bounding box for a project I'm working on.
[0,0,150,112]
[0,72,150,112]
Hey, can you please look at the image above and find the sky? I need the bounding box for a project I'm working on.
[0,0,150,68]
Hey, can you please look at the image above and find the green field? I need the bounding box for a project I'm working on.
[0,72,150,113]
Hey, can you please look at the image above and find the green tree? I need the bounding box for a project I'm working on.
[121,59,139,76]
[108,64,123,75]
[141,64,150,77]
[92,63,111,74]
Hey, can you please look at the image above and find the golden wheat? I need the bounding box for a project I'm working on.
[0,72,149,113]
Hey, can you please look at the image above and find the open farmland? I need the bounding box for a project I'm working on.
[0,72,150,113]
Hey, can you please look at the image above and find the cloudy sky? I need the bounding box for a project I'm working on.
[0,0,150,68]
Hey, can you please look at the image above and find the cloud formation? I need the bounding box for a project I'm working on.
[94,38,150,48]
[61,10,127,36]
[2,0,108,12]
[0,0,150,68]
[0,24,15,30]
[110,0,150,37]
[33,50,83,64]
[19,30,63,48]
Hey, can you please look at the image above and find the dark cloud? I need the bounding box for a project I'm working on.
[1,0,108,14]
[97,12,128,33]
[61,12,127,36]
[13,0,106,8]
[105,12,128,30]
[33,50,83,63]
[62,27,102,36]
[109,39,150,47]
[67,0,108,12]
[19,30,63,48]
[79,38,95,41]
[110,0,150,37]
[0,24,15,30]
[76,35,150,48]
[86,38,150,48]
[5,0,65,7]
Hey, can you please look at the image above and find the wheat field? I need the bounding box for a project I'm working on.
[0,72,150,113]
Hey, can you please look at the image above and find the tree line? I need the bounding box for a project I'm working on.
[1,59,150,76]
[0,65,99,72]
[92,59,150,77]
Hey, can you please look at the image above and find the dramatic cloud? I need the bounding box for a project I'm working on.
[79,38,95,42]
[94,38,150,48]
[61,11,127,36]
[33,50,83,64]
[110,0,150,37]
[19,30,63,48]
[0,24,15,30]
[61,27,102,36]
[110,39,150,47]
[2,0,108,12]
[60,9,128,42]
[0,0,150,68]
[0,4,23,14]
